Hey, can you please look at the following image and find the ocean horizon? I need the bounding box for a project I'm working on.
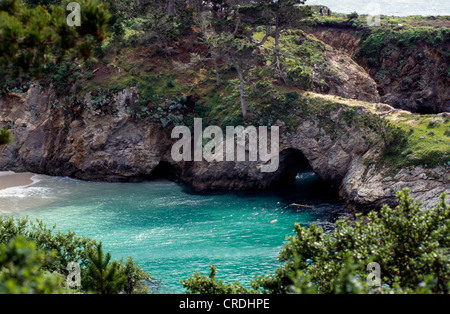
[305,0,450,16]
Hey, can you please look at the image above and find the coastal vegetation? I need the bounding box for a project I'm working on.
[0,128,13,145]
[0,0,449,294]
[1,1,447,168]
[0,0,109,78]
[0,216,151,294]
[183,189,450,294]
[1,189,448,294]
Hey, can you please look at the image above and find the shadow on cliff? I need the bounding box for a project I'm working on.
[148,148,343,208]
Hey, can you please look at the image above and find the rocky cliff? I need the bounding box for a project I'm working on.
[1,85,448,210]
[306,22,450,114]
[0,86,173,181]
[1,18,448,211]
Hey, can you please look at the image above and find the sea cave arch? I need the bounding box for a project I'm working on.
[156,144,344,195]
[270,148,314,187]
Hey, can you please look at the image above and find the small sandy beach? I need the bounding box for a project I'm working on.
[0,171,35,191]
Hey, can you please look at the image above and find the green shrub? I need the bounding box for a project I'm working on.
[0,128,13,145]
[445,128,450,137]
[427,119,440,129]
[185,189,450,294]
[347,12,359,20]
[182,265,254,294]
[0,217,151,294]
[256,189,449,294]
[0,236,69,294]
[287,66,313,90]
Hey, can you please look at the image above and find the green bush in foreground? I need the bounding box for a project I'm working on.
[183,189,449,294]
[82,243,126,294]
[0,217,151,294]
[0,236,70,294]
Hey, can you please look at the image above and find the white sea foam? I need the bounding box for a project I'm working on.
[0,174,67,214]
[0,171,346,293]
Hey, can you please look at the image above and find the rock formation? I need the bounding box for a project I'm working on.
[1,85,447,210]
[307,24,450,114]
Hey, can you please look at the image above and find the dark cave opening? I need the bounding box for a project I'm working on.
[269,148,343,205]
[271,148,314,187]
[147,148,340,202]
[150,160,179,181]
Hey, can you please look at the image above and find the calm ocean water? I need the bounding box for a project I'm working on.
[0,171,347,293]
[306,0,450,16]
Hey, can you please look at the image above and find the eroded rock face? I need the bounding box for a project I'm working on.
[0,86,448,210]
[312,48,380,103]
[307,26,380,104]
[342,160,450,209]
[292,31,380,103]
[307,26,450,114]
[373,46,450,114]
[307,26,363,58]
[0,85,173,181]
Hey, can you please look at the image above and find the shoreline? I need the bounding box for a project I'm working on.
[0,171,35,191]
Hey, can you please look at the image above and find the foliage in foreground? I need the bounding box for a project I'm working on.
[0,236,70,294]
[0,217,151,294]
[82,242,126,294]
[183,189,450,294]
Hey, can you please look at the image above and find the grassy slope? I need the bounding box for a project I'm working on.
[2,11,448,172]
[306,7,450,71]
[389,114,450,169]
[305,93,450,170]
[307,5,450,29]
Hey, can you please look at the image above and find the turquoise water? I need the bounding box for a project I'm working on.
[0,171,347,293]
[306,0,450,16]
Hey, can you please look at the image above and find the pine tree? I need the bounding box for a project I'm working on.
[210,34,255,120]
[0,0,110,76]
[83,243,126,294]
[240,0,312,82]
